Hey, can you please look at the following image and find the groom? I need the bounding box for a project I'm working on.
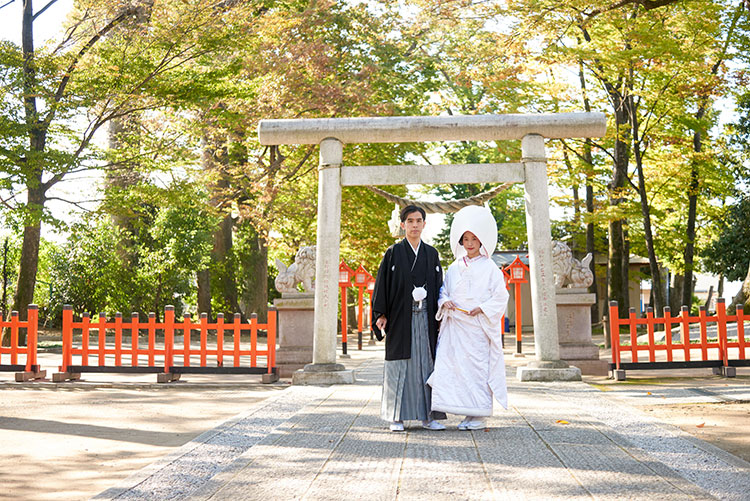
[371,205,446,432]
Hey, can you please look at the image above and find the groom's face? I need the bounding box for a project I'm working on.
[400,211,425,240]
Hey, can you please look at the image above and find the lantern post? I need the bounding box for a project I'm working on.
[353,264,373,350]
[508,255,530,356]
[338,261,354,356]
[501,266,512,349]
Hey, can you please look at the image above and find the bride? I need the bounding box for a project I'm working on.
[427,205,509,430]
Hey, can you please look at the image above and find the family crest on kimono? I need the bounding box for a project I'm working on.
[371,205,447,432]
[427,205,510,430]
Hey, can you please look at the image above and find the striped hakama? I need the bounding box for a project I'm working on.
[381,301,445,422]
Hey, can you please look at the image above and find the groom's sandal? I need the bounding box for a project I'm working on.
[389,421,405,432]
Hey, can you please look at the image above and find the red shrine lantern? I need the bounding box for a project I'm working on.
[353,264,374,350]
[508,255,529,284]
[507,255,529,355]
[339,261,354,288]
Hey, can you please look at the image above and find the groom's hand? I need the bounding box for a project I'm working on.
[376,315,387,331]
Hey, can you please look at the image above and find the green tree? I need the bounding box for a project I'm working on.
[0,0,249,329]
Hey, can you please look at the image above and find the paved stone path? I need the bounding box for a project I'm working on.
[94,351,750,501]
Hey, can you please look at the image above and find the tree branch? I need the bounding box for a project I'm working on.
[0,0,15,12]
[584,0,680,19]
[33,0,58,20]
[45,196,101,212]
[42,5,140,128]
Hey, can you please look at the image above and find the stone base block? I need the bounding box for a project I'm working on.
[52,372,81,382]
[156,372,181,383]
[292,363,355,385]
[563,358,609,376]
[559,343,600,361]
[277,363,306,378]
[15,369,46,382]
[517,360,582,382]
[276,347,313,378]
[611,369,626,381]
[261,373,280,384]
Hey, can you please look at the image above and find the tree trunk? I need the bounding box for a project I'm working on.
[631,104,666,314]
[577,60,599,323]
[215,213,241,316]
[240,227,268,322]
[682,142,700,308]
[608,99,630,316]
[11,188,45,345]
[196,269,211,318]
[670,273,684,312]
[106,115,142,267]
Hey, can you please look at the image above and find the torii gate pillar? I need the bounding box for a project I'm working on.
[292,138,355,385]
[259,113,606,384]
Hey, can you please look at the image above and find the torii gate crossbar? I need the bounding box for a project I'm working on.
[258,112,607,384]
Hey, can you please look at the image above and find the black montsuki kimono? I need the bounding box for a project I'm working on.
[371,238,443,361]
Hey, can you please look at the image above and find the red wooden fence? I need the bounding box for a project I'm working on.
[0,305,45,381]
[609,298,748,380]
[55,305,277,383]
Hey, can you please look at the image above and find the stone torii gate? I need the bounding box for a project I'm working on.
[258,113,606,384]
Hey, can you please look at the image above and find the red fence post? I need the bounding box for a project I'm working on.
[13,305,45,382]
[646,307,656,362]
[216,313,224,367]
[183,313,191,367]
[737,305,747,360]
[131,312,139,367]
[61,306,72,373]
[158,305,179,383]
[53,306,80,382]
[200,313,208,367]
[663,306,673,362]
[233,313,241,367]
[717,298,728,367]
[26,305,38,371]
[98,312,106,366]
[267,309,277,372]
[81,312,90,367]
[680,306,691,361]
[261,309,279,383]
[115,312,123,367]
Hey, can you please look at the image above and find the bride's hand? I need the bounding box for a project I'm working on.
[442,301,456,310]
[469,307,482,316]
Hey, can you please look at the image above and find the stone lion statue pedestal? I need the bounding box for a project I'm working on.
[273,247,316,378]
[551,240,607,376]
[273,292,315,378]
[556,288,608,376]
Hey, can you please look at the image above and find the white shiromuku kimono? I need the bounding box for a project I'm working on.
[427,249,510,416]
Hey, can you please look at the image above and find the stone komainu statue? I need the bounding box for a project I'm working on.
[275,246,316,293]
[551,240,594,289]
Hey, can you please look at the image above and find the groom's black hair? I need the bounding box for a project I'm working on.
[400,205,426,222]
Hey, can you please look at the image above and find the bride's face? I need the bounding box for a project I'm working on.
[461,231,481,258]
